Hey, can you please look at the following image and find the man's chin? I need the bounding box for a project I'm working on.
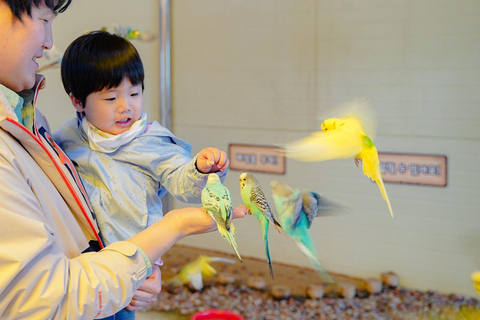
[19,77,37,92]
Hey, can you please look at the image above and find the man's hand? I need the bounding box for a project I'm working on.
[125,265,161,311]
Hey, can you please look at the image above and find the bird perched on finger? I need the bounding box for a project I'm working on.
[201,173,242,262]
[270,180,334,283]
[239,172,282,278]
[280,99,393,218]
[168,255,236,291]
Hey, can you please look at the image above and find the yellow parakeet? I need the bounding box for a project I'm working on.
[281,99,393,218]
[472,272,480,297]
[168,255,235,291]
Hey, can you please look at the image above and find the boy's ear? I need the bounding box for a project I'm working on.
[69,93,84,113]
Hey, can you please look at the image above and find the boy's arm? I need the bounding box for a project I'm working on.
[132,133,228,202]
[159,154,227,203]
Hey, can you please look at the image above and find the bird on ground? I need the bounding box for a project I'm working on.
[270,180,334,283]
[168,255,236,291]
[280,99,393,218]
[472,272,480,298]
[239,172,282,278]
[201,173,242,262]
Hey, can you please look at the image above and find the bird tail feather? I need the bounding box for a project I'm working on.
[263,222,274,279]
[219,225,243,262]
[296,241,334,283]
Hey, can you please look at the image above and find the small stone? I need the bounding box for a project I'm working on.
[217,272,236,285]
[356,289,369,298]
[247,276,267,290]
[365,278,383,294]
[271,285,291,300]
[381,271,399,287]
[165,283,182,294]
[338,282,356,299]
[306,284,325,299]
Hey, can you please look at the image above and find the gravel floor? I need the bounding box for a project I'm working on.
[149,284,480,319]
[143,245,480,319]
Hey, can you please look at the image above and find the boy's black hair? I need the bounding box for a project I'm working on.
[5,0,72,20]
[61,30,145,108]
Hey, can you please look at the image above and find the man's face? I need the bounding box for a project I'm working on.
[0,1,56,92]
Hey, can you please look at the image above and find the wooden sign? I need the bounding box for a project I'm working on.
[229,144,285,174]
[379,153,447,187]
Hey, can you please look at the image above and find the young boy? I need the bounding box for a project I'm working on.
[54,30,229,246]
[54,30,230,319]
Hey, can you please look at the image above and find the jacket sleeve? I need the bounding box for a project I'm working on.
[121,134,227,204]
[0,136,150,320]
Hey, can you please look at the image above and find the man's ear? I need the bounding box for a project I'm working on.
[69,93,84,113]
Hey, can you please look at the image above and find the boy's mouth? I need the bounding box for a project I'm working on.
[116,118,132,125]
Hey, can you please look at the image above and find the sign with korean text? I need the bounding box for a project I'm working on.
[229,144,285,174]
[379,153,447,187]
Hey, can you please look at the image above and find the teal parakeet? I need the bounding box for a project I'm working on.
[201,173,242,262]
[281,99,393,218]
[168,255,235,291]
[239,172,282,278]
[270,180,334,283]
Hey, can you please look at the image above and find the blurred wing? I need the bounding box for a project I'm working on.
[209,257,237,264]
[358,145,394,218]
[200,262,217,278]
[270,181,303,229]
[189,271,204,291]
[301,191,319,228]
[281,127,363,162]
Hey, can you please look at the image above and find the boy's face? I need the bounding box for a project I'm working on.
[78,78,144,135]
[0,1,56,92]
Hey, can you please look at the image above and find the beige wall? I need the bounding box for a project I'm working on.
[38,0,480,297]
[171,0,480,297]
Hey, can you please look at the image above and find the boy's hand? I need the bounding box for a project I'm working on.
[196,147,229,173]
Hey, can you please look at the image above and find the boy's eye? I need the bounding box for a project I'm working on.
[105,97,116,101]
[131,92,139,97]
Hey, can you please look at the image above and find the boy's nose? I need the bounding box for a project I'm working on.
[118,99,131,113]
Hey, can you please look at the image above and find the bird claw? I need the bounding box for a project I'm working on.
[354,158,361,167]
[241,205,252,215]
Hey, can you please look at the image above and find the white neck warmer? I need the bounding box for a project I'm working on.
[81,113,147,153]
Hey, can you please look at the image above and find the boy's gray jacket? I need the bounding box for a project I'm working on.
[0,77,150,319]
[53,117,224,245]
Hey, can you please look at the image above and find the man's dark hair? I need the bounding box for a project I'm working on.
[61,30,145,107]
[5,0,72,20]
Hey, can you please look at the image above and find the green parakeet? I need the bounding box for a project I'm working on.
[239,172,282,278]
[168,255,235,291]
[270,180,334,283]
[201,173,242,262]
[281,99,393,218]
